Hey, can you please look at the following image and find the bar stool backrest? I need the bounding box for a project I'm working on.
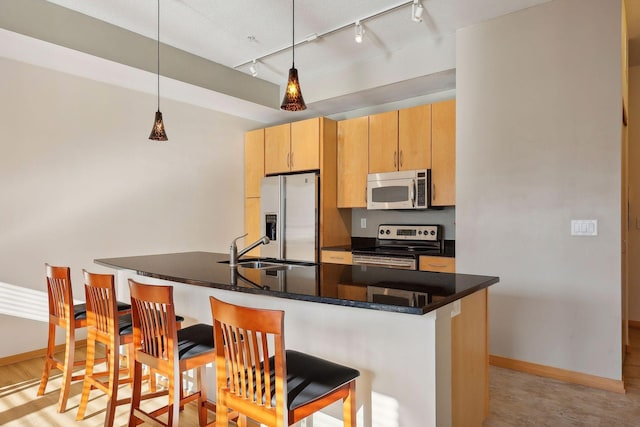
[129,282,178,363]
[210,297,287,425]
[83,271,118,339]
[46,264,74,326]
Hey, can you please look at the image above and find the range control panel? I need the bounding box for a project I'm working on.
[377,224,441,241]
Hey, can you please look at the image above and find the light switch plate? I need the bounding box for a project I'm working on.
[360,218,367,229]
[571,219,598,236]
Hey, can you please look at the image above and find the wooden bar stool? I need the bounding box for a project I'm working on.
[209,297,360,427]
[128,279,216,427]
[37,264,131,413]
[76,270,136,427]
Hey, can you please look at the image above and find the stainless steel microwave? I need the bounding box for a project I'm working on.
[366,169,430,210]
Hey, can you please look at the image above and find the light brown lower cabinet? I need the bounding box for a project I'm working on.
[419,256,455,273]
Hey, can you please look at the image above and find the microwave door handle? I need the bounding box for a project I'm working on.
[410,180,416,207]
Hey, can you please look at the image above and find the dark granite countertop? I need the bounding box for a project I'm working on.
[96,251,497,315]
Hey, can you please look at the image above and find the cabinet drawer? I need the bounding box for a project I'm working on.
[419,256,455,273]
[321,250,352,265]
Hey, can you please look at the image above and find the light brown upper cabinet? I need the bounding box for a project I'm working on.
[337,116,369,208]
[290,117,320,172]
[369,106,432,174]
[264,118,320,175]
[369,111,399,173]
[244,128,264,198]
[399,104,432,170]
[431,99,456,206]
[264,123,291,175]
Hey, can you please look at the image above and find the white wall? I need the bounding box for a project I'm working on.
[629,65,640,321]
[456,0,623,380]
[0,57,259,357]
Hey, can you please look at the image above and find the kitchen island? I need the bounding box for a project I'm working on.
[97,251,499,427]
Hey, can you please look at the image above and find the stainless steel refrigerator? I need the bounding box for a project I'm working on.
[260,172,319,263]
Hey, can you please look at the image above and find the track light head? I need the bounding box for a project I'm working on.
[354,20,364,44]
[412,0,424,22]
[249,59,258,77]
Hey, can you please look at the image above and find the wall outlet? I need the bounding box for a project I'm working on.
[360,218,367,228]
[571,219,598,236]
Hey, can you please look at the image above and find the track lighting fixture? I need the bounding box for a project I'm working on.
[354,20,364,44]
[411,0,424,23]
[149,0,167,141]
[249,59,258,77]
[281,0,306,111]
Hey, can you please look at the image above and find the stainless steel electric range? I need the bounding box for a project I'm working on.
[351,224,444,270]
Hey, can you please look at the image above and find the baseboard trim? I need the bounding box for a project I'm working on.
[0,340,87,367]
[489,354,625,394]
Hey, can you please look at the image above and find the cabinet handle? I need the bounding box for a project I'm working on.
[290,151,294,169]
[393,151,397,169]
[365,187,367,204]
[428,263,447,268]
[287,152,290,168]
[400,150,403,167]
[432,183,436,200]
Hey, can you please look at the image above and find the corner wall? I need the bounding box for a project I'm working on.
[456,0,623,379]
[0,57,258,357]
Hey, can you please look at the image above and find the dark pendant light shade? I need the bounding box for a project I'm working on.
[149,110,168,141]
[281,67,306,111]
[281,0,306,111]
[149,0,168,141]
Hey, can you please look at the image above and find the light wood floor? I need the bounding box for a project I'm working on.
[2,330,640,426]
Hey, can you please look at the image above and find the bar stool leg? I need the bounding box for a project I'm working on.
[128,359,144,426]
[343,381,357,427]
[57,323,76,412]
[76,328,96,420]
[104,343,120,427]
[37,322,56,396]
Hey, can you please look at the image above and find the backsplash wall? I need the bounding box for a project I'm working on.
[351,207,456,239]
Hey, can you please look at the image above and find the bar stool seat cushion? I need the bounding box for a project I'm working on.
[271,350,360,411]
[176,323,214,360]
[74,301,131,320]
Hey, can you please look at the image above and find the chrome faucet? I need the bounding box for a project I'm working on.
[229,233,270,267]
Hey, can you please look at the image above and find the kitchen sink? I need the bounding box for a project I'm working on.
[219,259,312,271]
[236,260,294,270]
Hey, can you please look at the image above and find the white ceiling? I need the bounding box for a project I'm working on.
[45,0,551,84]
[25,0,637,121]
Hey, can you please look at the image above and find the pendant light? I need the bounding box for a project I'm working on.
[149,0,168,141]
[280,0,306,111]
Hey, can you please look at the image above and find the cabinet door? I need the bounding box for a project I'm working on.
[290,118,320,172]
[244,197,261,257]
[399,104,431,170]
[431,99,456,206]
[368,111,399,173]
[244,129,264,198]
[337,116,369,208]
[264,123,291,175]
[452,289,488,427]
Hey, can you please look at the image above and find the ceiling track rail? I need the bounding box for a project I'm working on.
[234,0,414,70]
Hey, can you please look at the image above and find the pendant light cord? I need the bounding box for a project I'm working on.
[292,0,295,67]
[157,0,160,111]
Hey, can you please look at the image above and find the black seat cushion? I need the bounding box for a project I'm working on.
[176,323,215,360]
[74,301,131,320]
[270,350,360,411]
